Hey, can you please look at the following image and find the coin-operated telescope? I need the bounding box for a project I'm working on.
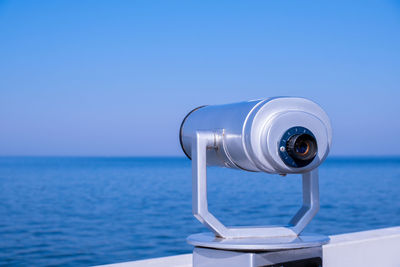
[179,97,332,266]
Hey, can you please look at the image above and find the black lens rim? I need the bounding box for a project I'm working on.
[179,105,207,160]
[278,126,318,168]
[287,134,317,161]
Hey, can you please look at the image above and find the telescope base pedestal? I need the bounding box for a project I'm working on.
[188,232,329,251]
[193,246,323,267]
[189,233,329,267]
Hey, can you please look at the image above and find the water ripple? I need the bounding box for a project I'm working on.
[0,156,399,266]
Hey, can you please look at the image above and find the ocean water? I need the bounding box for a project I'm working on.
[0,157,399,266]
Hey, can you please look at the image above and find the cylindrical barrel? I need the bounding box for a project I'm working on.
[180,97,332,174]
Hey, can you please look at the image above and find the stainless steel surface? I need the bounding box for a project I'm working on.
[180,97,332,174]
[191,130,321,239]
[181,97,331,247]
[290,169,320,234]
[188,232,329,251]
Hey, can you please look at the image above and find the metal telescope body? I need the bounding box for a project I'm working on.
[180,97,332,249]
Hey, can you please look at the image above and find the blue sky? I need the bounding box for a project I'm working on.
[0,1,399,156]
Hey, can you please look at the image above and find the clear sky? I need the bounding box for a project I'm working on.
[0,1,399,156]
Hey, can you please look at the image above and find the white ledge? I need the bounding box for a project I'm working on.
[98,253,192,267]
[98,226,400,267]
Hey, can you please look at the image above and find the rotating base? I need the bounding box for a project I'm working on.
[187,232,329,251]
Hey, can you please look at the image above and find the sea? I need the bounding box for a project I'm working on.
[0,156,399,266]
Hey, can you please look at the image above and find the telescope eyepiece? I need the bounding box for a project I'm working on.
[287,134,317,162]
[278,126,319,168]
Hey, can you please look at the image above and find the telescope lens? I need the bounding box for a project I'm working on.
[295,141,309,154]
[287,134,317,162]
[279,127,318,168]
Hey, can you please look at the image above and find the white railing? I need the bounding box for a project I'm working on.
[99,226,400,267]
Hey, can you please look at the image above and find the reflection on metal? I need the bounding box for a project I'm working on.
[187,232,329,251]
[180,98,332,174]
[191,130,323,240]
[180,98,333,265]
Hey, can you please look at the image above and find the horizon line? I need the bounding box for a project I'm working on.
[0,155,399,158]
